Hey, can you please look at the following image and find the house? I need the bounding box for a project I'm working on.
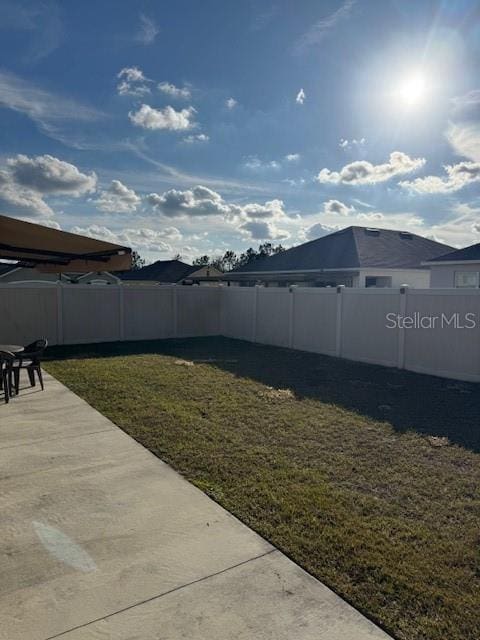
[425,242,480,288]
[0,263,119,285]
[225,226,454,288]
[119,259,222,285]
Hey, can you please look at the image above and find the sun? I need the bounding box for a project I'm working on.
[396,72,428,107]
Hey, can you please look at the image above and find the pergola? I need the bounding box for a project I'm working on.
[0,214,132,273]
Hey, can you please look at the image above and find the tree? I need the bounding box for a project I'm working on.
[131,250,146,270]
[193,255,210,267]
[192,243,285,272]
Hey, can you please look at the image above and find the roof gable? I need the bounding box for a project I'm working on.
[120,259,195,282]
[231,226,454,274]
[426,242,480,263]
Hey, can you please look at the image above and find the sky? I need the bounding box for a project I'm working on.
[0,0,479,263]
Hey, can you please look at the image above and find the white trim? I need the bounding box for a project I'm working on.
[226,267,428,277]
[423,259,480,266]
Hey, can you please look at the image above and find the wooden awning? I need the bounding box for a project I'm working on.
[0,215,132,273]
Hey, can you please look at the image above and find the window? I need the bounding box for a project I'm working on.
[365,276,392,288]
[455,271,479,288]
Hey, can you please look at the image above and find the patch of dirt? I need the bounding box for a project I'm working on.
[258,386,295,402]
[173,359,195,367]
[426,436,451,448]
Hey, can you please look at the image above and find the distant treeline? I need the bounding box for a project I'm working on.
[192,242,285,272]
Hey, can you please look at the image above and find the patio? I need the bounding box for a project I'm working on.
[0,368,390,640]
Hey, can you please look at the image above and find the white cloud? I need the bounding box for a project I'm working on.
[304,222,336,241]
[117,67,150,96]
[357,212,384,221]
[226,97,237,109]
[136,13,159,45]
[243,156,281,171]
[7,154,96,195]
[94,180,141,213]
[146,186,288,230]
[400,161,480,194]
[446,90,480,162]
[240,220,289,240]
[283,178,306,187]
[323,199,354,216]
[0,70,102,141]
[317,151,425,185]
[446,122,480,163]
[241,199,286,220]
[0,154,96,218]
[71,225,177,254]
[128,104,196,130]
[182,133,209,144]
[452,90,480,113]
[0,170,53,217]
[147,186,231,218]
[296,88,306,104]
[285,153,300,162]
[339,137,365,149]
[158,82,191,100]
[294,0,355,54]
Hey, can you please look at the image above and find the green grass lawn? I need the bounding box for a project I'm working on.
[45,337,480,640]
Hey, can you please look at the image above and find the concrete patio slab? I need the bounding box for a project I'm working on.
[0,373,391,640]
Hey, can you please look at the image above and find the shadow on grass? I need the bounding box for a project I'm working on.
[46,336,480,452]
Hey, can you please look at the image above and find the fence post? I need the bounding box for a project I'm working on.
[118,285,125,341]
[252,285,259,342]
[172,285,178,338]
[218,284,225,336]
[288,285,297,348]
[56,283,64,346]
[335,285,345,357]
[397,285,408,369]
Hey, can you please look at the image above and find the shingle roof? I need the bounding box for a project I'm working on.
[119,259,196,282]
[231,226,455,274]
[426,242,480,263]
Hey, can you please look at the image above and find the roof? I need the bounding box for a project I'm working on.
[230,226,455,275]
[120,260,196,282]
[0,214,131,272]
[425,242,480,264]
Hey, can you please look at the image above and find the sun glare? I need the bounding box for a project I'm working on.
[396,72,428,107]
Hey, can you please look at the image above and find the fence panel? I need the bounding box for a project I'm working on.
[221,287,256,341]
[123,286,174,340]
[404,289,480,382]
[256,288,291,347]
[340,289,401,367]
[0,285,58,346]
[176,287,221,337]
[62,286,122,344]
[1,284,479,382]
[292,288,338,356]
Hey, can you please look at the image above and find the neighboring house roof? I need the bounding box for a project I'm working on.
[186,265,223,280]
[120,259,196,282]
[425,242,480,264]
[230,226,455,274]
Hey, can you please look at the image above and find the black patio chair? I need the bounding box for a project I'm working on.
[13,338,48,395]
[0,350,14,404]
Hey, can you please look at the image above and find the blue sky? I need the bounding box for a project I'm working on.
[0,0,479,262]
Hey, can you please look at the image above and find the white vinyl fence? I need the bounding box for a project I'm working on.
[0,284,221,347]
[221,286,480,383]
[1,284,479,382]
